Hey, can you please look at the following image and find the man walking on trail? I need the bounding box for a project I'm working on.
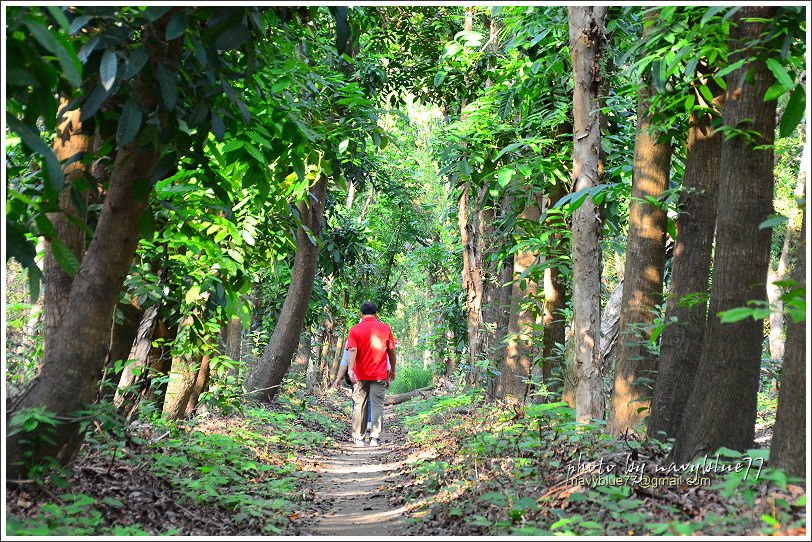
[346,301,396,447]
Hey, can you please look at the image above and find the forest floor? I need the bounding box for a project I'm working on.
[5,384,808,537]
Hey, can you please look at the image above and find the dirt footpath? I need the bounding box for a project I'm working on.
[297,406,414,536]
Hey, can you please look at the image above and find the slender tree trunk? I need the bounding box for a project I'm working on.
[767,142,807,360]
[123,320,175,421]
[609,27,673,434]
[245,175,329,402]
[99,301,144,399]
[498,199,540,402]
[114,304,160,407]
[568,5,607,423]
[541,185,568,396]
[770,213,806,477]
[648,77,724,440]
[224,316,243,367]
[42,99,94,361]
[671,7,777,464]
[294,331,312,367]
[183,355,211,417]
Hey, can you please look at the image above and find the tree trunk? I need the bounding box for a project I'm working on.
[99,301,144,399]
[770,213,806,477]
[294,331,312,367]
[114,304,160,407]
[224,316,243,367]
[42,99,94,361]
[767,142,807,361]
[162,354,199,420]
[498,199,541,402]
[245,174,329,402]
[183,355,211,418]
[122,319,175,421]
[671,7,777,464]
[541,185,568,397]
[609,33,673,435]
[600,278,624,375]
[385,386,434,405]
[648,76,724,441]
[5,123,165,481]
[568,5,607,423]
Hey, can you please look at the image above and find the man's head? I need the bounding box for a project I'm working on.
[360,301,378,315]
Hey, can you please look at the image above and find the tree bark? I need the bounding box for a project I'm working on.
[183,355,211,417]
[245,174,329,402]
[42,99,94,361]
[114,304,160,407]
[648,77,724,441]
[385,386,434,405]
[770,213,806,477]
[568,5,607,423]
[162,354,199,420]
[767,142,807,361]
[671,7,777,464]
[224,316,243,368]
[541,185,568,397]
[498,199,541,402]
[609,31,673,434]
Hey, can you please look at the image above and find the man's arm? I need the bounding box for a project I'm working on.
[387,348,396,381]
[332,364,348,389]
[347,348,358,383]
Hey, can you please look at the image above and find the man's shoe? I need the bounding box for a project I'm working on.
[369,438,380,447]
[353,438,366,447]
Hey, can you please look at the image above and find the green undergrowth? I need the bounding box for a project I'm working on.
[6,389,343,536]
[396,392,807,537]
[388,363,435,395]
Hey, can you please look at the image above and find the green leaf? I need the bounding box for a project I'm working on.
[24,19,82,87]
[227,248,245,264]
[122,47,149,80]
[760,514,779,528]
[765,58,794,90]
[46,7,70,33]
[50,239,81,276]
[116,100,142,148]
[100,48,118,91]
[433,70,447,87]
[79,85,111,122]
[165,11,187,40]
[779,85,806,138]
[69,15,93,35]
[497,168,514,187]
[714,58,747,79]
[338,139,349,154]
[764,82,787,102]
[243,143,266,164]
[211,113,225,141]
[758,214,788,230]
[718,307,770,323]
[215,23,251,51]
[185,284,201,304]
[6,114,64,193]
[157,62,177,110]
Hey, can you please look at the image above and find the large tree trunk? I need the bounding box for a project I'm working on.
[42,99,94,361]
[162,354,199,420]
[770,213,806,477]
[5,132,159,477]
[223,316,243,367]
[671,7,777,464]
[648,76,724,441]
[245,175,329,402]
[608,28,673,435]
[568,5,607,423]
[498,199,541,402]
[766,142,807,361]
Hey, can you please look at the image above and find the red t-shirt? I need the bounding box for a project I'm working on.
[347,316,395,381]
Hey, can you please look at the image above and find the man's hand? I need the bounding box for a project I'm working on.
[388,369,396,382]
[348,368,358,384]
[331,379,341,390]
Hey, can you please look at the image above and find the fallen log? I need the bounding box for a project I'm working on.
[385,386,433,405]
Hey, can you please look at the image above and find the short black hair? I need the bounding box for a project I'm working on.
[360,301,378,315]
